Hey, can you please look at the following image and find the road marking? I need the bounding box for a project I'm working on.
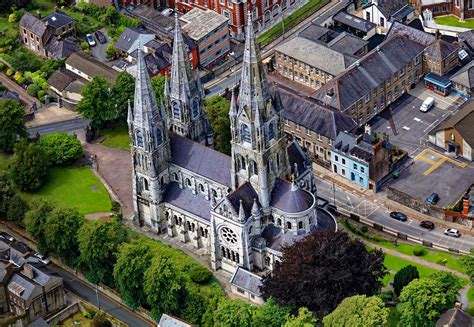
[423,157,446,176]
[414,117,421,122]
[402,126,410,131]
[423,118,439,133]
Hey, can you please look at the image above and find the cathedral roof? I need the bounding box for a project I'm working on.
[163,182,211,221]
[260,224,307,252]
[226,182,259,218]
[270,179,314,213]
[287,142,308,176]
[170,134,231,188]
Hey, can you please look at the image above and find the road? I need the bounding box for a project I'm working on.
[27,117,90,136]
[0,72,39,108]
[316,176,474,253]
[46,264,153,327]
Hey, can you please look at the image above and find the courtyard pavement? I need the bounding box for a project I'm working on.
[26,104,80,127]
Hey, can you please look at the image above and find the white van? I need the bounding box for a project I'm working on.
[420,97,435,112]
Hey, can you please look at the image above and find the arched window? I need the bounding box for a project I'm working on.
[143,178,149,191]
[287,221,292,230]
[268,121,275,140]
[156,128,163,145]
[272,4,280,17]
[135,130,144,147]
[282,0,287,8]
[277,218,281,226]
[199,184,205,192]
[212,189,218,199]
[173,172,178,181]
[241,124,251,143]
[192,98,199,119]
[186,178,191,187]
[298,221,303,229]
[264,10,271,22]
[173,102,181,120]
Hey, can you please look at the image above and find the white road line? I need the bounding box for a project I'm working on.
[423,119,439,133]
[402,126,410,131]
[414,117,421,122]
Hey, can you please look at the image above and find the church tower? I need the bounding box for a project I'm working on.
[230,12,289,209]
[129,45,170,232]
[165,12,214,146]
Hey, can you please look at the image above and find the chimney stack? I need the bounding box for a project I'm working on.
[463,195,470,215]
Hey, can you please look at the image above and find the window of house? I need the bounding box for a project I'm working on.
[399,67,405,77]
[135,130,143,147]
[365,93,370,103]
[173,102,181,120]
[358,99,363,109]
[287,222,292,229]
[199,184,205,192]
[335,155,339,162]
[237,288,245,294]
[359,177,363,183]
[380,17,384,27]
[342,168,345,175]
[342,158,346,165]
[268,121,275,140]
[360,167,365,173]
[415,55,420,65]
[298,221,303,229]
[156,128,163,145]
[353,163,357,170]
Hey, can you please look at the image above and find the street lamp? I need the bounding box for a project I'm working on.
[332,180,336,209]
[95,284,101,311]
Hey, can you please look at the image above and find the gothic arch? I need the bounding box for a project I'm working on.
[241,124,251,143]
[135,130,144,147]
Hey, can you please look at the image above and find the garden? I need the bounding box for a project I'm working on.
[434,15,474,29]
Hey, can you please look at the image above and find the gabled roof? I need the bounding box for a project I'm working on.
[260,224,307,252]
[42,10,73,29]
[368,0,410,19]
[434,101,474,148]
[115,28,155,53]
[163,182,211,221]
[333,11,376,33]
[158,314,192,327]
[386,21,436,47]
[226,182,259,218]
[230,267,262,296]
[450,61,474,88]
[45,36,81,59]
[19,13,47,37]
[459,29,474,52]
[436,307,472,327]
[425,39,460,61]
[66,52,119,83]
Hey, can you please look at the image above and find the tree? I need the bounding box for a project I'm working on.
[151,75,166,104]
[40,59,65,78]
[0,172,15,218]
[253,297,292,327]
[460,250,474,283]
[283,307,317,327]
[37,133,83,166]
[393,265,419,296]
[77,76,114,129]
[261,231,386,318]
[111,72,135,121]
[7,194,27,226]
[204,96,231,155]
[0,99,27,153]
[213,298,256,327]
[10,140,49,191]
[180,287,208,325]
[78,220,128,285]
[143,256,184,320]
[113,241,154,308]
[44,207,84,265]
[10,48,42,72]
[397,272,461,326]
[323,295,389,327]
[24,200,54,253]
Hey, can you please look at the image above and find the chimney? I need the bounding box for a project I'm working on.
[455,301,462,310]
[463,195,470,215]
[435,29,440,40]
[365,123,372,136]
[22,264,34,280]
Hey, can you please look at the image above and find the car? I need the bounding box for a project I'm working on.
[420,97,435,112]
[0,232,14,242]
[86,33,96,47]
[34,252,51,265]
[420,220,435,230]
[390,211,408,222]
[426,192,440,205]
[444,228,461,238]
[14,241,32,253]
[95,30,107,44]
[161,8,174,16]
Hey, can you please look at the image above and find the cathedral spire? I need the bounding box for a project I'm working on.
[229,88,237,117]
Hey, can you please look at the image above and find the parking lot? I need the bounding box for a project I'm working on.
[90,28,110,63]
[371,84,463,156]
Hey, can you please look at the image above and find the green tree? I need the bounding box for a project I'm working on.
[7,194,27,226]
[78,220,128,285]
[323,295,389,327]
[10,140,49,191]
[181,287,208,325]
[113,241,154,308]
[105,43,117,59]
[460,250,474,283]
[10,48,42,72]
[283,307,317,327]
[151,75,166,104]
[24,200,54,253]
[37,133,83,166]
[77,76,114,129]
[44,207,84,265]
[0,99,27,153]
[393,265,419,296]
[143,256,184,320]
[204,96,231,155]
[213,298,256,327]
[0,172,15,218]
[40,59,65,78]
[111,72,135,121]
[253,297,292,327]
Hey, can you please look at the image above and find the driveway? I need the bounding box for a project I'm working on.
[26,104,80,128]
[90,28,110,63]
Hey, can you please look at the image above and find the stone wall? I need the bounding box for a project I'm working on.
[387,186,445,219]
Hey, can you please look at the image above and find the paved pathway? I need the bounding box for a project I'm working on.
[0,72,39,108]
[26,104,80,127]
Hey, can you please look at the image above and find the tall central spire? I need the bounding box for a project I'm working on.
[238,11,270,115]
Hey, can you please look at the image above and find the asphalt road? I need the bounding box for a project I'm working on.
[27,118,90,136]
[47,264,153,327]
[316,176,474,253]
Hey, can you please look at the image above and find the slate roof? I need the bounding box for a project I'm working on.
[434,102,474,148]
[275,36,357,76]
[66,52,119,83]
[436,308,472,327]
[260,224,306,252]
[129,40,173,75]
[163,182,211,221]
[333,131,357,154]
[386,21,436,47]
[333,11,376,33]
[450,61,474,88]
[230,267,262,296]
[327,32,368,57]
[180,8,228,42]
[47,68,79,92]
[459,30,474,52]
[391,4,414,22]
[170,134,232,188]
[279,88,356,140]
[226,182,259,218]
[42,10,73,29]
[115,28,155,53]
[8,273,42,301]
[158,314,192,327]
[45,36,81,59]
[425,39,460,61]
[313,35,426,111]
[287,142,308,176]
[368,0,410,19]
[270,178,314,213]
[19,13,47,37]
[298,24,335,43]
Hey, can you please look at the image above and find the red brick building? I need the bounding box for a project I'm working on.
[414,0,474,20]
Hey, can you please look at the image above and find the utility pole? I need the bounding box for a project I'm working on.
[95,284,101,311]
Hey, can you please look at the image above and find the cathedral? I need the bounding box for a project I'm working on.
[128,12,319,273]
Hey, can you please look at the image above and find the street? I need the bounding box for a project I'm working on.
[316,176,474,253]
[27,117,90,136]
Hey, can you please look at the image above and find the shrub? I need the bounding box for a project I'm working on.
[14,71,22,81]
[0,62,5,70]
[81,41,89,50]
[393,265,419,296]
[437,258,448,266]
[27,84,40,97]
[0,84,6,92]
[360,225,369,234]
[37,90,46,102]
[37,133,83,166]
[17,77,26,85]
[6,68,14,76]
[189,265,213,284]
[413,246,427,257]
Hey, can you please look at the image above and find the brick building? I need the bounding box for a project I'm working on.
[414,0,474,20]
[424,39,460,76]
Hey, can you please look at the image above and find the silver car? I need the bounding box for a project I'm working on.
[444,228,461,238]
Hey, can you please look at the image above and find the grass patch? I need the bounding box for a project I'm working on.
[22,167,112,215]
[257,0,328,47]
[468,286,474,302]
[434,15,474,29]
[101,125,130,151]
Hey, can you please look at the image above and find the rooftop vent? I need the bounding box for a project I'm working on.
[326,88,335,97]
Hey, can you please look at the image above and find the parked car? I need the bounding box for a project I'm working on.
[420,220,435,230]
[86,33,96,47]
[161,8,174,16]
[426,192,440,205]
[34,252,51,265]
[14,241,32,253]
[390,211,408,222]
[0,232,14,242]
[95,30,107,44]
[444,228,461,238]
[420,97,435,112]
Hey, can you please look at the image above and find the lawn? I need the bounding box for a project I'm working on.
[101,125,130,151]
[22,167,112,215]
[257,0,329,46]
[434,15,474,29]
